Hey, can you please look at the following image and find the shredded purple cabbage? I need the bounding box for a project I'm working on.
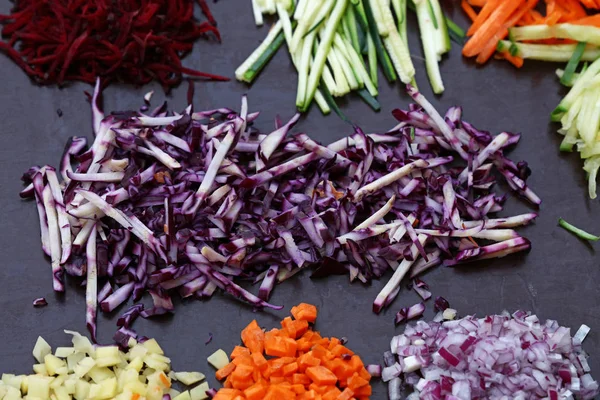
[20,81,540,338]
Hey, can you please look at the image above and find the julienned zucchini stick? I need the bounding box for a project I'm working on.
[558,218,600,242]
[300,0,349,112]
[414,0,448,94]
[498,41,600,63]
[510,24,600,47]
[235,21,283,83]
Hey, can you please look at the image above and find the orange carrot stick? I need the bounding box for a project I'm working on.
[463,0,527,58]
[467,0,502,36]
[462,0,479,22]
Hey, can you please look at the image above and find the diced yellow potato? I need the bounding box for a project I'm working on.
[142,356,168,372]
[66,353,85,374]
[49,375,66,389]
[19,376,27,394]
[44,354,66,376]
[88,377,117,400]
[3,386,22,400]
[207,349,229,370]
[32,337,52,364]
[142,339,164,355]
[0,383,7,398]
[27,375,52,399]
[117,369,138,393]
[74,380,90,400]
[127,338,137,348]
[86,367,114,384]
[54,348,75,358]
[63,378,76,395]
[146,384,163,400]
[173,372,205,386]
[64,331,95,358]
[2,375,23,390]
[73,358,95,379]
[126,357,143,373]
[52,386,70,400]
[32,365,47,376]
[168,388,181,398]
[54,367,68,376]
[95,347,120,360]
[128,345,147,360]
[173,390,192,400]
[190,382,210,400]
[94,356,121,368]
[123,380,146,396]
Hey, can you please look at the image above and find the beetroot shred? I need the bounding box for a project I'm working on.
[0,0,228,89]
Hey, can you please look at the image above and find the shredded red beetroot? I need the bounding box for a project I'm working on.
[0,0,228,89]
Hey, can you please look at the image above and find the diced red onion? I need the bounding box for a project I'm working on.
[383,312,598,399]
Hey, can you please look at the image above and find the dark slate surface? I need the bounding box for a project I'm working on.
[0,1,598,398]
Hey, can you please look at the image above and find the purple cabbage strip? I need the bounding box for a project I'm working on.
[20,86,541,338]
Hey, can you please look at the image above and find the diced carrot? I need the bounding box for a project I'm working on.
[306,366,338,386]
[231,364,254,380]
[231,345,251,359]
[347,372,369,391]
[298,352,321,372]
[241,320,265,354]
[270,376,286,384]
[311,345,331,360]
[291,383,306,394]
[330,345,354,358]
[336,388,354,400]
[293,373,312,385]
[264,384,296,400]
[291,303,318,323]
[131,394,140,400]
[353,384,372,396]
[251,352,268,370]
[212,388,244,400]
[216,362,236,381]
[232,354,254,367]
[322,386,342,400]
[158,372,171,388]
[358,367,372,382]
[283,362,299,376]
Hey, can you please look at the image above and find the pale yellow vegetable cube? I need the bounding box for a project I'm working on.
[52,386,70,400]
[63,378,76,395]
[128,345,147,360]
[0,383,7,399]
[142,356,168,372]
[190,382,210,400]
[126,357,143,373]
[117,369,138,392]
[123,380,146,396]
[168,388,181,398]
[73,380,89,400]
[27,375,51,399]
[173,372,205,386]
[32,337,52,364]
[64,331,94,358]
[32,365,47,376]
[88,377,117,400]
[66,353,85,374]
[145,384,163,400]
[86,367,114,384]
[49,375,66,389]
[3,386,22,400]
[207,350,229,370]
[142,339,164,355]
[2,375,23,390]
[173,390,191,400]
[73,358,95,378]
[54,347,75,358]
[44,354,66,376]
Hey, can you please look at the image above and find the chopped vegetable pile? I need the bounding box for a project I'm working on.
[462,0,600,68]
[553,57,600,199]
[381,311,598,400]
[21,81,539,340]
[239,0,463,116]
[0,0,227,89]
[0,331,209,400]
[210,303,373,400]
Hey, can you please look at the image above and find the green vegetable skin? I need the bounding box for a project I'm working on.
[558,218,600,241]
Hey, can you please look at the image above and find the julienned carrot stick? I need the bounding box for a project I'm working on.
[571,14,600,27]
[463,0,526,58]
[466,0,501,36]
[462,0,479,22]
[497,51,525,68]
[467,0,487,7]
